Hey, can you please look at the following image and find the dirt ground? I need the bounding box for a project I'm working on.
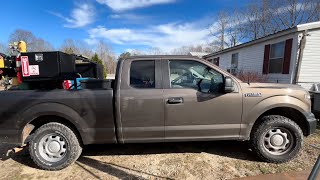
[0,126,319,180]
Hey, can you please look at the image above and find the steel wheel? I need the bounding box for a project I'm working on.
[263,127,294,155]
[38,133,67,162]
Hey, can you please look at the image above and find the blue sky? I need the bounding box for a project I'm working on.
[0,0,249,55]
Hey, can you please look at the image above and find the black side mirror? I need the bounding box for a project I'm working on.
[224,76,235,93]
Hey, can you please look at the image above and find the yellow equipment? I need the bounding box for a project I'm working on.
[18,41,27,53]
[0,55,4,68]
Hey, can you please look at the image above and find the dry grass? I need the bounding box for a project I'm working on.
[0,126,319,180]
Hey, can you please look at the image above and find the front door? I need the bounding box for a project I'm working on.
[162,59,243,141]
[119,59,164,143]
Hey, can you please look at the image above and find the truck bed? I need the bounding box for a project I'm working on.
[0,89,117,145]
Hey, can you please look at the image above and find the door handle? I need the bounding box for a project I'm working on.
[167,97,184,104]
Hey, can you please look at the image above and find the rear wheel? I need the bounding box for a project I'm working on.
[29,122,82,170]
[250,115,303,163]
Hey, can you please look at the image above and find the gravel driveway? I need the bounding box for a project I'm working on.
[0,126,319,180]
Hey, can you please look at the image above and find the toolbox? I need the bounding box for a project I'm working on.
[20,51,76,81]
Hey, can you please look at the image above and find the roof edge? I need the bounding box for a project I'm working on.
[204,21,320,59]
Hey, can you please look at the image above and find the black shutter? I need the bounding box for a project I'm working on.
[216,57,220,66]
[263,44,270,74]
[283,38,293,74]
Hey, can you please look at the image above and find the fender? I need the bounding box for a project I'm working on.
[17,102,89,144]
[240,95,309,139]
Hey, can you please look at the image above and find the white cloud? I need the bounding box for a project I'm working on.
[86,22,210,51]
[96,0,175,11]
[49,3,95,28]
[109,13,148,20]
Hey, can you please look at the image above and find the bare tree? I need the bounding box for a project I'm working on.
[225,10,247,47]
[0,42,9,54]
[77,40,94,58]
[60,39,81,54]
[210,10,246,50]
[210,12,228,50]
[95,40,117,74]
[268,0,320,29]
[242,0,320,41]
[9,29,54,52]
[170,44,215,55]
[147,47,164,55]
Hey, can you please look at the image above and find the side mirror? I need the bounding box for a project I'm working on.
[224,76,235,93]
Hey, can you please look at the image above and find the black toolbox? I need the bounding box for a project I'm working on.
[20,51,76,81]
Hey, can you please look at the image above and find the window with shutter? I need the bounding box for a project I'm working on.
[269,41,285,74]
[213,57,219,66]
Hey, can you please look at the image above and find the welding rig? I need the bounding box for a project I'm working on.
[0,41,106,90]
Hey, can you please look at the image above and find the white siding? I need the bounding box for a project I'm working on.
[297,28,320,90]
[206,33,299,84]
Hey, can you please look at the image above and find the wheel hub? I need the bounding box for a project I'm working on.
[48,141,61,153]
[38,133,67,162]
[263,127,293,155]
[271,134,284,146]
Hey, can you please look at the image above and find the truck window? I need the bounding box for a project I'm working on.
[169,60,224,93]
[130,60,155,88]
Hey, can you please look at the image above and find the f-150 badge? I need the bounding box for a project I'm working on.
[245,93,262,97]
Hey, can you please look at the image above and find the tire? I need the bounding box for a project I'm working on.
[29,122,82,170]
[250,115,303,163]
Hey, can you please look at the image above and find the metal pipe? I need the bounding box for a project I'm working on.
[308,155,320,180]
[293,30,308,84]
[308,144,320,180]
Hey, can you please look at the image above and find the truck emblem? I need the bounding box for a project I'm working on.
[245,93,262,97]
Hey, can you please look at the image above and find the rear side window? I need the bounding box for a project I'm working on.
[130,61,155,88]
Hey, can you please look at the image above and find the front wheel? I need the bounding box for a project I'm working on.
[29,122,82,170]
[250,115,303,163]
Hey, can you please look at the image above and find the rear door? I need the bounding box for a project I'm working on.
[162,59,243,141]
[118,59,164,143]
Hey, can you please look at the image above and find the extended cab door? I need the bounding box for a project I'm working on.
[117,59,164,143]
[162,59,243,141]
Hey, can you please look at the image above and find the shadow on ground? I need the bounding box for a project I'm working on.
[0,140,258,179]
[1,140,258,164]
[83,141,256,160]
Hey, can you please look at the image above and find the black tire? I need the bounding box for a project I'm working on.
[250,115,303,163]
[29,122,82,170]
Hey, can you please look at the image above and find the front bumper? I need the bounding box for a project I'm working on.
[304,112,318,135]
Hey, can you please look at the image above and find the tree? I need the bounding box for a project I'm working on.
[241,0,320,40]
[60,39,80,54]
[119,52,131,59]
[95,40,117,74]
[147,47,164,55]
[268,0,320,30]
[210,12,228,50]
[210,0,320,47]
[0,42,9,54]
[91,53,107,78]
[170,44,215,55]
[9,29,54,52]
[210,10,246,50]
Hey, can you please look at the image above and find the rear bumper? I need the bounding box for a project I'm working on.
[304,112,318,135]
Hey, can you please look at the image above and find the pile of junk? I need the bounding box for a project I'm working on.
[0,41,111,90]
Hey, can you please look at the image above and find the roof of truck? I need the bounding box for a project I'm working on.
[124,55,202,60]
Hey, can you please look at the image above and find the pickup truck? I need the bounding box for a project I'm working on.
[0,55,317,170]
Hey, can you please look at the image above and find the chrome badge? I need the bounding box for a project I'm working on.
[245,93,262,97]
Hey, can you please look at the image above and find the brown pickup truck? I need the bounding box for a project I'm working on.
[0,55,317,170]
